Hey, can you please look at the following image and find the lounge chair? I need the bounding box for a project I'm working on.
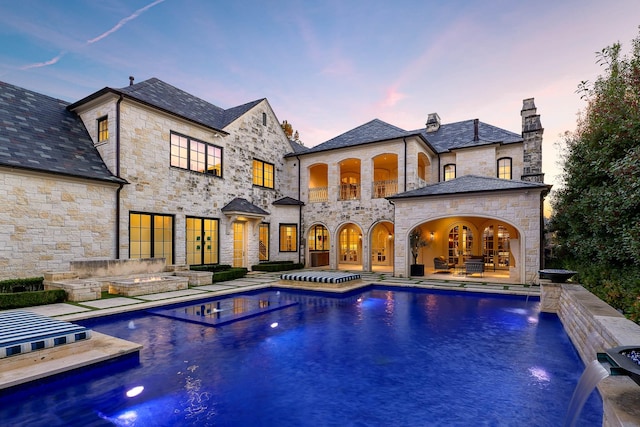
[434,257,453,273]
[464,259,484,276]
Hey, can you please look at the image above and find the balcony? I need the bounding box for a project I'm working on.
[309,187,328,203]
[339,183,360,201]
[372,179,398,198]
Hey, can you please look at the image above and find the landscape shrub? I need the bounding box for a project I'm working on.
[0,277,44,293]
[0,289,66,310]
[212,268,248,282]
[190,264,232,272]
[251,262,304,272]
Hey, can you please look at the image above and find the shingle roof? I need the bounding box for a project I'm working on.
[273,196,304,206]
[69,78,264,133]
[388,175,550,200]
[0,81,125,184]
[289,119,423,156]
[290,117,523,157]
[413,120,523,152]
[221,197,270,216]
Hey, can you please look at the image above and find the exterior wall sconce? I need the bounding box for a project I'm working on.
[388,233,393,240]
[430,231,435,241]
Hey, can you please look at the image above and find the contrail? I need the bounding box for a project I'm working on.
[87,0,166,44]
[20,52,66,70]
[20,0,166,70]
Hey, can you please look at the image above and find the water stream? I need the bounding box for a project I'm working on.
[564,360,610,427]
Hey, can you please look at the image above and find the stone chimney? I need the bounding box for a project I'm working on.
[426,113,441,132]
[520,98,544,183]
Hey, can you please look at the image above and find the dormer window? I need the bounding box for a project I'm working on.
[97,116,108,142]
[497,157,512,179]
[443,164,456,181]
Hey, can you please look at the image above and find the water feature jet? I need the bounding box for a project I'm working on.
[564,360,609,427]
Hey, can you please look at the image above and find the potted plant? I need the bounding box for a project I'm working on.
[409,228,430,276]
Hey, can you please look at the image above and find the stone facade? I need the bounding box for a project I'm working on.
[0,169,118,280]
[1,79,548,283]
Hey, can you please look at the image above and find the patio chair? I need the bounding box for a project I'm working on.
[464,259,484,277]
[434,257,453,273]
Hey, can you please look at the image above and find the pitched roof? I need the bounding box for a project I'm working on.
[273,196,304,206]
[221,197,270,216]
[69,78,264,133]
[388,175,550,200]
[289,117,523,157]
[412,120,523,152]
[289,119,425,156]
[0,81,125,184]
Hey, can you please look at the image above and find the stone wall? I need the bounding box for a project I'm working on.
[0,169,118,280]
[392,190,544,280]
[541,283,640,427]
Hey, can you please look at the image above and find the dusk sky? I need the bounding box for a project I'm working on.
[1,0,639,194]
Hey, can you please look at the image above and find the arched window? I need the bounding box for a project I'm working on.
[497,157,512,179]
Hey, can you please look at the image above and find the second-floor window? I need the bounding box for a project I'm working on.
[97,116,108,142]
[497,157,512,179]
[170,132,222,176]
[253,159,274,189]
[444,164,456,181]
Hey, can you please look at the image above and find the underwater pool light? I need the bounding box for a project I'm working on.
[126,385,144,398]
[270,322,279,328]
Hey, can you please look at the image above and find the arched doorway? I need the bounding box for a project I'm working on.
[371,221,394,269]
[308,224,330,267]
[482,223,511,271]
[338,223,362,267]
[447,224,474,266]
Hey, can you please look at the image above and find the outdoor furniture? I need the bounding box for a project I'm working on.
[434,257,453,273]
[464,260,484,276]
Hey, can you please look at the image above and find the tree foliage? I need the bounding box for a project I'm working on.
[281,120,303,145]
[550,29,640,321]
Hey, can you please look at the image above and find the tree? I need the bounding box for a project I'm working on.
[550,29,640,322]
[281,120,304,145]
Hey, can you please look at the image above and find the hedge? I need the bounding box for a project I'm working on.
[251,262,304,272]
[212,268,248,282]
[0,290,67,310]
[190,264,232,272]
[0,277,44,293]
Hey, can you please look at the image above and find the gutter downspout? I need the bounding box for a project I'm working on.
[388,199,396,277]
[115,95,124,259]
[402,137,407,191]
[296,155,302,265]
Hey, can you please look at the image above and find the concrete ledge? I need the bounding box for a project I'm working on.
[541,282,640,427]
[0,331,141,390]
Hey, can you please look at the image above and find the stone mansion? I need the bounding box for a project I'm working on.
[0,77,550,282]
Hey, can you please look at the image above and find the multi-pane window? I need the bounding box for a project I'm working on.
[443,164,456,181]
[279,224,297,252]
[253,159,274,189]
[170,132,222,176]
[309,224,329,251]
[186,217,219,266]
[497,157,512,179]
[97,116,108,142]
[129,212,173,264]
[259,223,270,261]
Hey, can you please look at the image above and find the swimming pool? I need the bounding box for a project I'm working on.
[0,286,602,426]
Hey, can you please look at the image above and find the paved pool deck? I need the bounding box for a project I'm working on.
[10,269,540,322]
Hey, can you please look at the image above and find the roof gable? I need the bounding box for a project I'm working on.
[0,81,124,183]
[298,119,415,155]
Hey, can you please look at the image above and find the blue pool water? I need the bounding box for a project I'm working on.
[0,287,602,426]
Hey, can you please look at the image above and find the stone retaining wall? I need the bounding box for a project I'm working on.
[541,282,640,426]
